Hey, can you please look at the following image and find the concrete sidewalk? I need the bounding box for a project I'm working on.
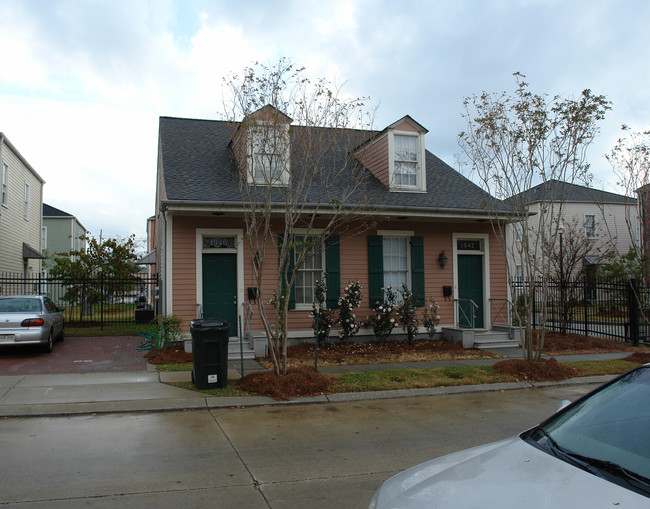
[0,351,632,418]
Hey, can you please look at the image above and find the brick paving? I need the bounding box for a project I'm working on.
[0,336,149,375]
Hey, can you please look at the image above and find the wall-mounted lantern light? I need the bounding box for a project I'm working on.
[438,250,448,269]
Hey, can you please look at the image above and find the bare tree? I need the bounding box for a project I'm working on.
[222,59,376,375]
[547,218,611,334]
[607,125,650,275]
[458,73,610,360]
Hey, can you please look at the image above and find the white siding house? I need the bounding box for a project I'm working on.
[508,180,639,279]
[0,133,46,276]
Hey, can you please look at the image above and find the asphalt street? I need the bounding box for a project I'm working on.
[0,383,600,508]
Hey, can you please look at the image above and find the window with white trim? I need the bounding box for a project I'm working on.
[383,236,409,291]
[585,214,596,238]
[1,161,8,207]
[294,235,324,306]
[394,135,418,187]
[24,183,30,219]
[513,222,523,242]
[250,124,290,185]
[390,132,425,191]
[41,227,47,250]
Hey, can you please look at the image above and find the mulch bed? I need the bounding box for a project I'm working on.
[144,345,193,364]
[493,358,580,381]
[623,352,650,363]
[541,332,640,355]
[238,367,334,401]
[257,339,501,369]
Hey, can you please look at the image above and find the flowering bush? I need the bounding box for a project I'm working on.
[396,285,418,344]
[338,280,362,340]
[422,298,441,338]
[371,285,398,343]
[311,279,335,343]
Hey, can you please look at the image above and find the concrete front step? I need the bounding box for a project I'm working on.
[473,332,519,350]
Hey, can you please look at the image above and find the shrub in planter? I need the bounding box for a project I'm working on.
[422,298,441,338]
[338,280,362,340]
[311,279,334,343]
[371,285,398,343]
[397,285,418,344]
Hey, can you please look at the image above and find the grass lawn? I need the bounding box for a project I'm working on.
[165,358,644,397]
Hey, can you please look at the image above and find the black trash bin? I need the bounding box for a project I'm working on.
[190,319,230,389]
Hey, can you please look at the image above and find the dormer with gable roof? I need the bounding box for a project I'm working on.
[353,116,428,192]
[231,105,292,186]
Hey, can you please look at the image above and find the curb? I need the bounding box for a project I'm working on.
[0,375,616,418]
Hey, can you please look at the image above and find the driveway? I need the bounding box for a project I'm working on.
[0,336,149,375]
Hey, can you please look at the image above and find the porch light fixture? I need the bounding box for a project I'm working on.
[438,250,448,269]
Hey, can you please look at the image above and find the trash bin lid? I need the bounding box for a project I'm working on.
[190,318,229,330]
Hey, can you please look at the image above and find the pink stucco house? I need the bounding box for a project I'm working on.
[153,107,514,356]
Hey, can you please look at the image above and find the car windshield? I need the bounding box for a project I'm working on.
[0,298,42,313]
[524,366,650,496]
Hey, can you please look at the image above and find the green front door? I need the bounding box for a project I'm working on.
[202,253,237,336]
[458,254,484,328]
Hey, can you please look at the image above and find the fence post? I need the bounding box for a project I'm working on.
[583,276,588,336]
[627,278,640,346]
[100,272,104,330]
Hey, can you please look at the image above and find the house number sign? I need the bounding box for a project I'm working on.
[457,240,481,251]
[203,237,235,249]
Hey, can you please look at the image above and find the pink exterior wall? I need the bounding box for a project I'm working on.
[392,120,419,133]
[356,136,389,187]
[168,214,508,336]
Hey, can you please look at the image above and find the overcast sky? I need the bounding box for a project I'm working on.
[1,0,649,250]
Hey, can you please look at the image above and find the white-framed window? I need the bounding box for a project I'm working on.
[250,124,290,186]
[382,236,410,292]
[515,264,523,281]
[1,161,8,207]
[24,183,30,219]
[41,227,47,250]
[293,234,324,307]
[513,222,523,242]
[585,214,596,238]
[389,132,425,191]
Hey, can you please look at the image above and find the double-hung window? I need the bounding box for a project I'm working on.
[250,124,289,185]
[293,235,324,307]
[1,161,8,207]
[368,234,425,306]
[585,214,596,238]
[393,135,419,187]
[382,237,409,291]
[24,183,30,219]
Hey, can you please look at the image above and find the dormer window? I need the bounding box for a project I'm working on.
[394,135,418,186]
[250,123,290,186]
[388,130,426,192]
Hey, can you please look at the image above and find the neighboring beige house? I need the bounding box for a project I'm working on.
[0,133,45,277]
[42,203,87,274]
[154,106,514,353]
[508,180,639,279]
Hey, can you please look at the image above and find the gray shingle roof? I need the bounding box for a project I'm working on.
[43,203,73,217]
[513,179,636,205]
[158,116,507,214]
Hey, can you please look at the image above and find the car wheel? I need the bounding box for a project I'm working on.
[42,330,54,353]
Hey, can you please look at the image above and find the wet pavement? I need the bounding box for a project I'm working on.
[0,336,149,375]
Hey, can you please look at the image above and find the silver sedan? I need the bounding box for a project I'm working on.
[370,363,650,508]
[0,295,65,353]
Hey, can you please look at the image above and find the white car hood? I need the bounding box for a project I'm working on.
[373,437,647,508]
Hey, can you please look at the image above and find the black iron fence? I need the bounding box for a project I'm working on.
[511,277,649,345]
[0,272,159,327]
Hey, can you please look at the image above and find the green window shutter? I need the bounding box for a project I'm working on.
[367,235,384,307]
[278,234,296,310]
[325,235,340,308]
[410,236,425,306]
